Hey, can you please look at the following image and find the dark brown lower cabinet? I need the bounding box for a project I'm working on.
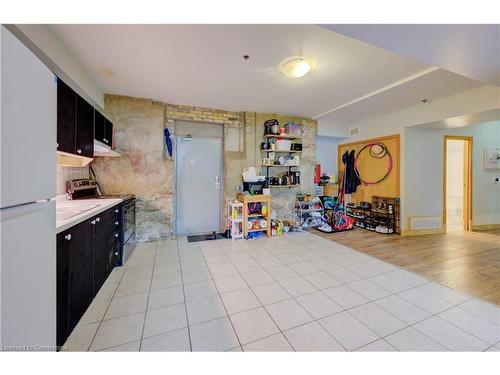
[92,208,119,296]
[57,204,121,348]
[56,218,93,348]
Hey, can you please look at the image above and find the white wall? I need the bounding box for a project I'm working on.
[8,24,104,108]
[340,85,499,230]
[405,121,500,227]
[346,85,500,142]
[317,119,349,137]
[316,136,345,178]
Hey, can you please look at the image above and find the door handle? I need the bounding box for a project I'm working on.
[215,176,221,189]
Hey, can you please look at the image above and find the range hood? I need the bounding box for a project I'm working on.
[57,151,93,167]
[93,139,121,157]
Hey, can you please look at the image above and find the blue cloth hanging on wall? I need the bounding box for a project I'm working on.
[164,127,173,157]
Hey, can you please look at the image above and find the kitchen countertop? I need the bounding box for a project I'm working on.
[56,195,123,234]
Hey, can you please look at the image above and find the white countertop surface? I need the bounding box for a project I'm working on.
[56,195,123,234]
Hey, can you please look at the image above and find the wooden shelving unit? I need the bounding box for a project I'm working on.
[227,201,243,240]
[261,164,300,168]
[263,134,301,140]
[237,193,271,238]
[261,131,302,189]
[260,149,302,153]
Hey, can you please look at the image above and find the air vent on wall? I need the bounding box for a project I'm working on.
[349,127,360,136]
[408,216,441,231]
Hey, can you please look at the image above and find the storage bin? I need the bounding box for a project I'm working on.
[276,139,292,151]
[323,183,339,197]
[314,185,324,196]
[285,122,302,136]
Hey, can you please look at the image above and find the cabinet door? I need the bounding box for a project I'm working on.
[75,95,94,158]
[104,118,113,147]
[106,207,120,276]
[57,78,76,154]
[92,211,109,296]
[94,111,106,144]
[67,220,94,333]
[56,231,70,348]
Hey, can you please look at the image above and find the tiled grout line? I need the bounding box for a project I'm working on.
[74,234,497,352]
[171,241,194,352]
[211,239,407,352]
[137,243,158,352]
[220,238,374,351]
[197,242,247,352]
[83,264,129,351]
[214,240,348,351]
[307,231,499,306]
[219,238,495,351]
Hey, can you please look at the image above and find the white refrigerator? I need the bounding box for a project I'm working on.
[1,26,57,350]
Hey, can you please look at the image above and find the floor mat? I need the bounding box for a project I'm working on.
[187,232,227,243]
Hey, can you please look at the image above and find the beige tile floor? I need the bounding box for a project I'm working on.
[62,231,500,352]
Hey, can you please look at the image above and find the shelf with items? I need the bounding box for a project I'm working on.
[269,184,299,189]
[261,164,300,168]
[260,149,302,153]
[263,134,301,140]
[248,213,265,218]
[261,120,303,189]
[295,195,325,229]
[346,196,400,235]
[248,229,267,233]
[237,193,271,239]
[227,201,244,240]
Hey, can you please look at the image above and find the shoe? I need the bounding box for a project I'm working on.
[376,226,390,234]
[366,224,375,231]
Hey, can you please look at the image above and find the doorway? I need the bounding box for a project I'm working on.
[443,136,472,232]
[175,122,223,235]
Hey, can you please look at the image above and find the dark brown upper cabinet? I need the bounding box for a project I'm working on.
[94,110,113,147]
[76,95,94,157]
[57,77,95,158]
[57,78,77,154]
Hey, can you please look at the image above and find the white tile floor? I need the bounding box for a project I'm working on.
[62,231,500,352]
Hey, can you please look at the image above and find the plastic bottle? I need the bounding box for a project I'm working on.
[277,220,283,236]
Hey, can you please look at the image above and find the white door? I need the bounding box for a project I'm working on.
[176,136,222,235]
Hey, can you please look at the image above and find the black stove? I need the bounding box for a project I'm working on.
[66,178,136,266]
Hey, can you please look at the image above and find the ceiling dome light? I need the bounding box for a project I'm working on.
[280,57,314,78]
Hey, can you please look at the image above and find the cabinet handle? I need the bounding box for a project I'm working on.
[115,233,119,238]
[77,149,82,154]
[91,220,96,225]
[96,217,100,222]
[115,221,119,225]
[64,234,72,241]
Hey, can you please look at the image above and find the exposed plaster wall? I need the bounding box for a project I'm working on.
[92,95,171,242]
[93,95,317,242]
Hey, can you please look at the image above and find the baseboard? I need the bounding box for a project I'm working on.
[471,223,500,231]
[401,227,445,236]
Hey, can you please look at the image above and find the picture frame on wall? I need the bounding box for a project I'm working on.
[483,148,500,170]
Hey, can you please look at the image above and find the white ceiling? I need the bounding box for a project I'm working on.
[48,24,485,128]
[415,108,500,130]
[318,68,482,126]
[321,24,500,86]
